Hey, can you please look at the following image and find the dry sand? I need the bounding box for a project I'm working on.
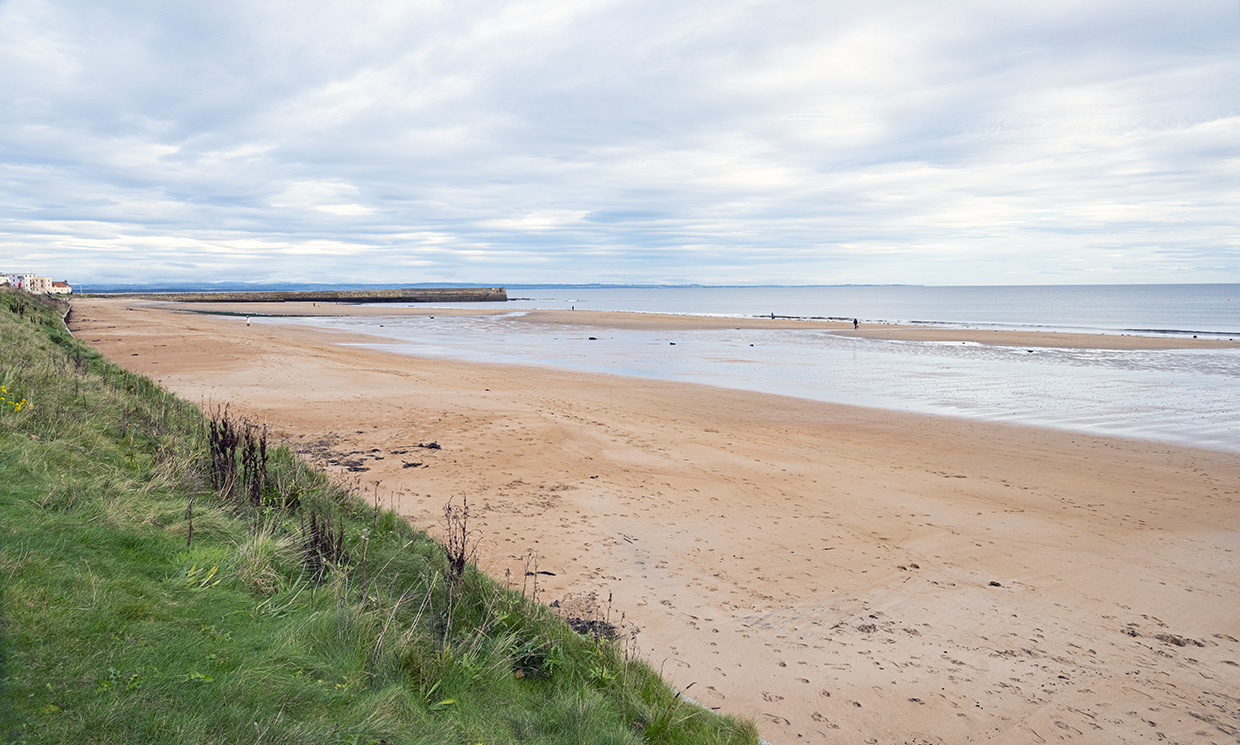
[70,299,1240,744]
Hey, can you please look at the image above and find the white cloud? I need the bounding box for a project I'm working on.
[0,0,1237,285]
[481,210,588,232]
[268,180,374,216]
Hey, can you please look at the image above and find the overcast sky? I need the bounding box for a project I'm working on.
[2,1,1238,286]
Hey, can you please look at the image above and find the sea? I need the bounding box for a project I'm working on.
[261,285,1240,453]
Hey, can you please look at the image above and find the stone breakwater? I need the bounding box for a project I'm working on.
[113,287,507,303]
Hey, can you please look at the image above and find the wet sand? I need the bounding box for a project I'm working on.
[143,300,1240,350]
[71,298,1240,744]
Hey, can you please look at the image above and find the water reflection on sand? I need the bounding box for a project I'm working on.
[268,314,1240,453]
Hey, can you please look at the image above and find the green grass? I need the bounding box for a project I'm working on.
[0,288,758,745]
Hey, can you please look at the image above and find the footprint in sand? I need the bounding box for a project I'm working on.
[762,692,784,702]
[763,714,791,725]
[706,686,725,700]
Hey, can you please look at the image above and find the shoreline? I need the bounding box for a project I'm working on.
[69,298,1240,744]
[127,299,1240,351]
[137,299,1240,455]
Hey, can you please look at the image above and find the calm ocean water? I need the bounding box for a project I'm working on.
[265,285,1240,452]
[438,284,1240,338]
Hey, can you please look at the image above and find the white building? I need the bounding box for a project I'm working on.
[4,274,60,293]
[49,281,72,295]
[6,273,37,290]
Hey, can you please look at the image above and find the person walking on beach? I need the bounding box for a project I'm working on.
[853,318,858,329]
[246,316,251,327]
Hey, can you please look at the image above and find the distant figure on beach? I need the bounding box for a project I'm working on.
[246,316,250,327]
[771,312,775,320]
[853,318,858,329]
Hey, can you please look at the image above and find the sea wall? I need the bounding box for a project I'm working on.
[117,287,507,303]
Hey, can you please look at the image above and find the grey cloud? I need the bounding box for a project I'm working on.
[0,0,1237,285]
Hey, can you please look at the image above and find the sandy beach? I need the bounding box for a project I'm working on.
[70,298,1240,744]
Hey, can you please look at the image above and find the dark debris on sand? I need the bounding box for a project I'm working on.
[293,436,441,473]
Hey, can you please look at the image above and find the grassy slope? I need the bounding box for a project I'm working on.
[0,289,758,745]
